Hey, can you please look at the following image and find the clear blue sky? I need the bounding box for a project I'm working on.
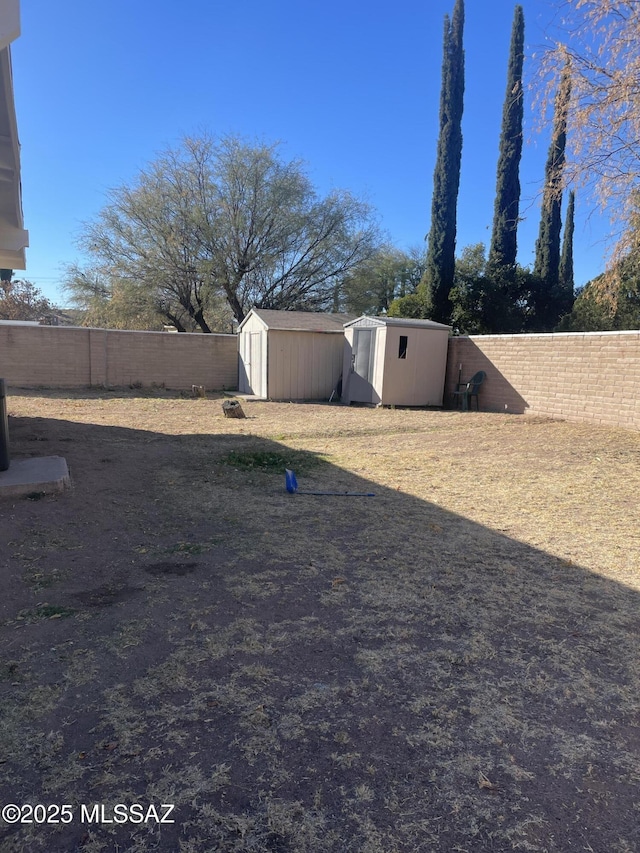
[12,0,609,306]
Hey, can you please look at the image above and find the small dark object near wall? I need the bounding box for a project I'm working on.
[222,399,246,419]
[452,370,486,411]
[0,379,9,471]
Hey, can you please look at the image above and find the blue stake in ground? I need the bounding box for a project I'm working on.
[285,469,375,497]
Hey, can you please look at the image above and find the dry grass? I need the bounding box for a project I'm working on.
[1,388,639,852]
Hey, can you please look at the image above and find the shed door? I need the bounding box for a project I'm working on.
[243,332,264,397]
[349,328,375,403]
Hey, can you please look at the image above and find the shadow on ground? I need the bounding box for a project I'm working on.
[0,412,638,853]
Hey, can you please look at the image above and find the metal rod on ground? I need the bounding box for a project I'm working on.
[285,469,374,497]
[0,379,10,471]
[328,374,343,403]
[296,489,376,496]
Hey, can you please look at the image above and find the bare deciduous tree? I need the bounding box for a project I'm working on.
[342,245,426,316]
[70,134,379,330]
[0,277,55,321]
[537,0,640,244]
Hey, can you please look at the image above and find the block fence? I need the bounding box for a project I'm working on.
[2,323,639,431]
[446,331,640,431]
[0,324,239,391]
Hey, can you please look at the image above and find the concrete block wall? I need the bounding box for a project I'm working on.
[446,331,640,431]
[3,323,639,431]
[1,325,92,386]
[100,329,238,390]
[0,324,239,391]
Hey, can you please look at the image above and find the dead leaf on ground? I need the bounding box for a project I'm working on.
[478,771,499,791]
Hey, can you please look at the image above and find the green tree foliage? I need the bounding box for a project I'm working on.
[556,281,612,331]
[488,5,525,270]
[533,62,571,327]
[425,0,465,324]
[73,134,379,330]
[558,189,576,313]
[448,243,490,332]
[388,241,537,334]
[387,282,433,320]
[344,246,426,316]
[558,251,640,331]
[448,244,537,333]
[0,277,55,321]
[63,265,178,331]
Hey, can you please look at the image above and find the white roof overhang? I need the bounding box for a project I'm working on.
[0,1,27,270]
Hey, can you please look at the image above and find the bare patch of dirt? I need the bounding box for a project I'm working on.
[72,584,144,607]
[1,388,639,852]
[143,561,199,576]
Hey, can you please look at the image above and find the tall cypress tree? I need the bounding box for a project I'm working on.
[558,189,575,317]
[488,5,525,270]
[533,61,571,293]
[425,0,465,324]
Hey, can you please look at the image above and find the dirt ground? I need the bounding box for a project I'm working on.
[1,387,639,853]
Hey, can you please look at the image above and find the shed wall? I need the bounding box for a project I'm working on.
[371,326,386,403]
[379,326,449,406]
[342,327,354,402]
[267,330,344,400]
[238,312,267,396]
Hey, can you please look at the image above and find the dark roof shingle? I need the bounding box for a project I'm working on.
[250,308,356,332]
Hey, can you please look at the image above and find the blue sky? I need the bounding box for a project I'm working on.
[12,0,610,306]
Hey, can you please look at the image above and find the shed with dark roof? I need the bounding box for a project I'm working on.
[237,308,354,400]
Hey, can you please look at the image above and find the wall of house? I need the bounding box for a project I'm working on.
[0,324,238,391]
[446,331,640,431]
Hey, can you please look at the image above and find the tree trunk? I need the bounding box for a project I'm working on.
[193,308,212,333]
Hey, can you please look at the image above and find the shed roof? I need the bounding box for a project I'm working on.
[344,315,451,331]
[0,318,39,326]
[241,308,356,333]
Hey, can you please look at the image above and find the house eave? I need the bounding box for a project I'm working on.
[0,3,28,270]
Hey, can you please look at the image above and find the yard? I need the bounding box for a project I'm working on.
[1,388,639,852]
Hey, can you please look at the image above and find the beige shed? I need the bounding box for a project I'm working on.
[342,316,451,406]
[238,308,354,400]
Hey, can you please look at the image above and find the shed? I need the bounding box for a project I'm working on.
[238,308,354,400]
[342,316,451,406]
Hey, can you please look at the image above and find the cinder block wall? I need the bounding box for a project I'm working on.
[0,326,92,386]
[0,325,239,391]
[446,331,640,431]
